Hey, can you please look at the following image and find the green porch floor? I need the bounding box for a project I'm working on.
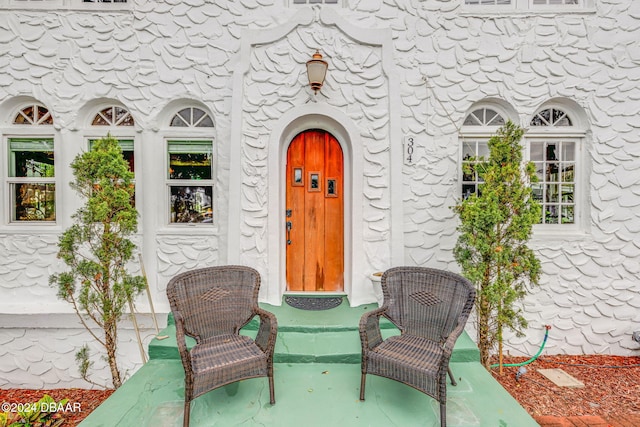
[80,298,539,427]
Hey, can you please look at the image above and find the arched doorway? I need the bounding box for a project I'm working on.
[285,129,344,292]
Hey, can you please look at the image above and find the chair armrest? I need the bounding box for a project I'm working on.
[173,311,192,370]
[254,307,278,356]
[359,307,387,351]
[442,320,467,357]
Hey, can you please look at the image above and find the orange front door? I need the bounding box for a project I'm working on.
[286,130,344,292]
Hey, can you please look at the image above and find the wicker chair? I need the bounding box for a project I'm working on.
[359,267,475,427]
[166,266,277,427]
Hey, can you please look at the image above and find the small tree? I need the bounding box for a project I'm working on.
[453,121,541,371]
[50,135,145,389]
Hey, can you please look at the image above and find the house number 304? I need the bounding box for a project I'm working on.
[404,136,415,165]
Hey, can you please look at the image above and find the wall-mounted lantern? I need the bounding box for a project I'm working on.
[306,50,328,94]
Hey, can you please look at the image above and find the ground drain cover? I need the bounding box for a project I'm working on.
[537,368,585,388]
[284,296,343,311]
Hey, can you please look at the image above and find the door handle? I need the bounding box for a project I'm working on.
[286,221,292,245]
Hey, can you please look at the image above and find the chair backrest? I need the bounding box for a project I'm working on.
[166,266,260,341]
[381,267,475,344]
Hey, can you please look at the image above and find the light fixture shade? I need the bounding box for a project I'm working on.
[306,50,328,93]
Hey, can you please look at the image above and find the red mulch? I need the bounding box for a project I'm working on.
[0,388,113,426]
[492,355,640,420]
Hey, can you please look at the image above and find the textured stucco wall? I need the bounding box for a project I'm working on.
[0,0,639,387]
[0,314,159,389]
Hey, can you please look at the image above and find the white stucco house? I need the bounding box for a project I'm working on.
[1,0,639,388]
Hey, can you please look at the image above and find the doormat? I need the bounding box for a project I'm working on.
[284,296,343,311]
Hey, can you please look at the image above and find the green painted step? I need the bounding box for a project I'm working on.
[148,298,480,363]
[79,360,539,427]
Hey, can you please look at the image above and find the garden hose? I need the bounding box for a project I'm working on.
[490,325,552,369]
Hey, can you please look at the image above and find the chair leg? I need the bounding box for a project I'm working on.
[359,373,366,401]
[268,374,276,405]
[440,401,446,427]
[183,399,190,427]
[447,367,457,386]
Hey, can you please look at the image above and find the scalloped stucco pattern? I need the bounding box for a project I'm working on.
[0,235,59,303]
[0,324,156,389]
[0,0,639,388]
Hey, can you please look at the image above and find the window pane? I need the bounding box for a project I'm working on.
[463,111,481,126]
[477,142,489,157]
[546,184,559,203]
[561,163,574,182]
[13,183,56,221]
[462,141,476,159]
[562,206,574,224]
[15,106,35,124]
[114,107,134,126]
[562,141,575,161]
[462,184,476,200]
[170,186,213,223]
[170,114,189,127]
[545,143,558,161]
[531,183,543,202]
[168,141,212,180]
[530,142,544,161]
[561,184,574,202]
[196,115,214,128]
[10,139,55,177]
[546,163,559,181]
[544,205,559,224]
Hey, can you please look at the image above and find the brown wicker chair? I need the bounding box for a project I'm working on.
[166,266,277,427]
[359,267,476,427]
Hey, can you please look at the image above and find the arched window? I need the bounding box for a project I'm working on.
[170,107,214,128]
[91,106,134,126]
[7,104,56,222]
[460,107,508,199]
[528,107,578,225]
[166,107,215,224]
[531,108,572,127]
[14,104,54,126]
[88,105,137,205]
[462,108,506,127]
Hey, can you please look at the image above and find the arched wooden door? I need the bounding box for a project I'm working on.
[286,130,344,292]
